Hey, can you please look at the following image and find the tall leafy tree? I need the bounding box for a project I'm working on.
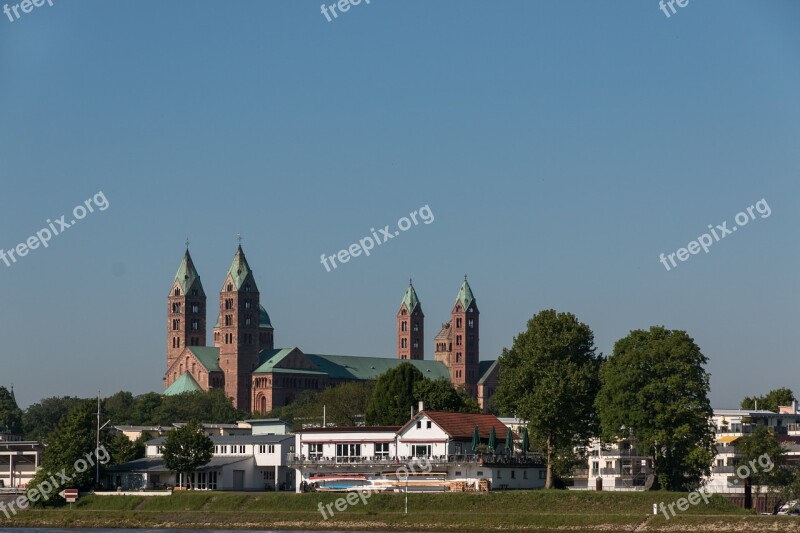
[494,310,603,489]
[741,388,796,413]
[736,425,790,492]
[102,391,136,425]
[414,378,479,413]
[296,381,376,426]
[366,363,425,425]
[596,326,714,491]
[107,432,146,466]
[29,401,106,503]
[161,420,213,489]
[0,387,23,436]
[23,396,84,442]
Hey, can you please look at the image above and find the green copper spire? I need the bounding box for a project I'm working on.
[457,274,475,309]
[174,249,202,293]
[226,245,253,290]
[401,278,421,313]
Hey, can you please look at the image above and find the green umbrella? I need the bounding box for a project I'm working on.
[471,425,480,453]
[488,426,497,453]
[505,427,514,455]
[522,427,530,456]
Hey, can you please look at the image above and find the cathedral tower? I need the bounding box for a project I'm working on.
[218,245,261,411]
[167,247,206,371]
[450,275,479,397]
[397,280,424,360]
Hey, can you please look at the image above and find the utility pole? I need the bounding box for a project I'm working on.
[95,392,111,489]
[96,392,100,487]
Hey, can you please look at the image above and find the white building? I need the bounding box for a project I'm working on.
[707,407,800,494]
[571,438,653,491]
[108,434,294,491]
[0,440,44,492]
[290,409,546,492]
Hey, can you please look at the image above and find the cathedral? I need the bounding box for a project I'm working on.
[164,245,500,413]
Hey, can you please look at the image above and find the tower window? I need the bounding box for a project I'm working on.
[413,322,419,332]
[456,335,462,346]
[174,288,181,296]
[245,300,251,309]
[401,321,407,332]
[401,339,407,348]
[413,340,419,349]
[468,319,474,329]
[456,318,462,328]
[227,283,233,291]
[172,319,180,331]
[192,304,200,314]
[245,283,251,292]
[191,319,199,331]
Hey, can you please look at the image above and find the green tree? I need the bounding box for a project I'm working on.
[0,387,23,436]
[736,425,790,496]
[741,388,795,413]
[414,378,479,413]
[596,326,714,491]
[296,381,375,426]
[23,396,84,442]
[366,363,425,425]
[155,390,239,425]
[102,391,136,425]
[494,310,603,489]
[107,432,146,466]
[29,401,104,504]
[130,392,163,425]
[161,420,213,489]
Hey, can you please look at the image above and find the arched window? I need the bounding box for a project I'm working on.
[174,288,181,296]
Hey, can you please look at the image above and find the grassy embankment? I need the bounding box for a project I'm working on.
[1,489,794,531]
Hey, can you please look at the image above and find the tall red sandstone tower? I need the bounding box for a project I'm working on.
[167,248,206,370]
[450,276,479,396]
[217,245,261,411]
[397,280,424,360]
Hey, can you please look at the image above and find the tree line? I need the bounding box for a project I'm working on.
[493,308,799,494]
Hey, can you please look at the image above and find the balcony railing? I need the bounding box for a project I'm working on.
[286,453,544,467]
[712,465,737,474]
[714,445,738,455]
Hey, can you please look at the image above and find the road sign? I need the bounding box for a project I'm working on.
[59,489,79,503]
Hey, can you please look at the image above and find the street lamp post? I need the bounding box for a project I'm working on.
[405,473,408,515]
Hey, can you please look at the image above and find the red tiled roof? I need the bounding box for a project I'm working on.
[421,411,514,440]
[297,426,401,433]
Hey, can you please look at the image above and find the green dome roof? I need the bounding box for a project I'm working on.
[259,305,273,328]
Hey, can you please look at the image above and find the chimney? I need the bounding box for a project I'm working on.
[418,401,424,413]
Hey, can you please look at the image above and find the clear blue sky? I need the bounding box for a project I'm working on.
[1,0,798,409]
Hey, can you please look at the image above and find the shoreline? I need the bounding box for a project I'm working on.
[1,491,797,532]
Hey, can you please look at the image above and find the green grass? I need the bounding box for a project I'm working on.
[2,490,793,531]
